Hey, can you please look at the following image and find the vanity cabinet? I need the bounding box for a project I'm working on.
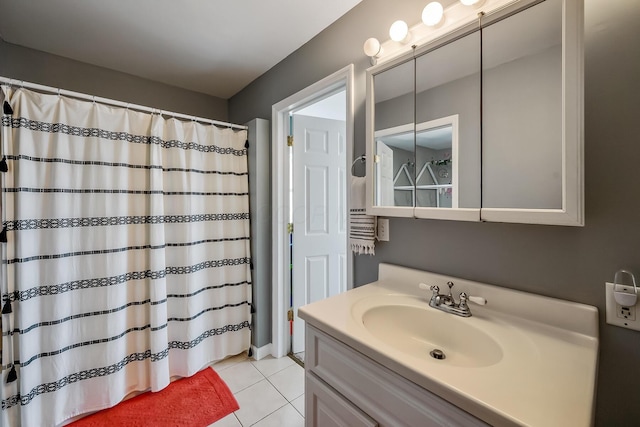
[305,325,488,427]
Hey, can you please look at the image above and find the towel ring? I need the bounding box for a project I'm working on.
[351,155,366,175]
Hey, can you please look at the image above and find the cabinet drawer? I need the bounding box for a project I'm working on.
[306,372,378,427]
[306,325,488,427]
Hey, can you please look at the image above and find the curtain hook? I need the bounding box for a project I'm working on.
[57,88,61,97]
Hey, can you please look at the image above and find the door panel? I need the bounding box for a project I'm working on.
[375,140,395,206]
[306,166,329,234]
[292,114,347,354]
[307,256,329,303]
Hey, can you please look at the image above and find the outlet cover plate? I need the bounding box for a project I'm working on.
[605,282,640,331]
[377,218,389,241]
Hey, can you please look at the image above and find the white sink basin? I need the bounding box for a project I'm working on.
[360,299,503,368]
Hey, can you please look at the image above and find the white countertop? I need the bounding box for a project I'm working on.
[298,263,599,427]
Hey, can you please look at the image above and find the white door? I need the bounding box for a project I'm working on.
[291,114,347,354]
[376,140,395,206]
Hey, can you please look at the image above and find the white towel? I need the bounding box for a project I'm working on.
[349,176,376,255]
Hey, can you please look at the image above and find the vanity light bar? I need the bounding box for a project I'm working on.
[363,0,520,65]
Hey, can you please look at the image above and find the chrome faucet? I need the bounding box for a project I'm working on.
[419,281,486,317]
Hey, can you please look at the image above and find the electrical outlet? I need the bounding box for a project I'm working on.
[605,282,640,331]
[377,218,390,241]
[617,304,636,321]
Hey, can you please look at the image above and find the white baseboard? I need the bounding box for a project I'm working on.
[251,343,273,360]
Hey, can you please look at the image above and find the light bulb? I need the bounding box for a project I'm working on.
[389,20,410,43]
[363,38,382,57]
[422,2,444,27]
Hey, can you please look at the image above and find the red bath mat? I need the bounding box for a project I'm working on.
[70,368,239,427]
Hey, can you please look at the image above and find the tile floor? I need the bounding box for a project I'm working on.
[208,354,305,427]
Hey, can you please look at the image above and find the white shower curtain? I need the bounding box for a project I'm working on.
[0,86,252,427]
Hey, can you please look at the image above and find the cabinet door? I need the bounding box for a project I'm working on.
[306,373,378,427]
[414,30,481,222]
[367,58,415,218]
[481,0,584,225]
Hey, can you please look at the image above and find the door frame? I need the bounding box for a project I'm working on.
[271,64,355,358]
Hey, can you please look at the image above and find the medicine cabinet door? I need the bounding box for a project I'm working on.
[367,58,415,217]
[414,30,481,221]
[481,0,584,225]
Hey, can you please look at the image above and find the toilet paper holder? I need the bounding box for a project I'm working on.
[613,269,638,307]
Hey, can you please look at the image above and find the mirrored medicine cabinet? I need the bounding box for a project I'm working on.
[365,0,584,226]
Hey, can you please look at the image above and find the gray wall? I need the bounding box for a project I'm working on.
[228,0,640,425]
[0,39,228,120]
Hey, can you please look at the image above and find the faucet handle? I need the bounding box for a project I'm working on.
[419,282,439,290]
[468,295,487,305]
[459,292,487,306]
[419,283,439,296]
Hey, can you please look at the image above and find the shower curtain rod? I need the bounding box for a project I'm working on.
[0,76,248,130]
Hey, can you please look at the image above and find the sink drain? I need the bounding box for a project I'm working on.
[430,349,446,360]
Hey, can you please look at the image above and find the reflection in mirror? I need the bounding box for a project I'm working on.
[374,124,414,207]
[482,0,562,209]
[373,59,415,208]
[415,116,457,208]
[415,31,481,213]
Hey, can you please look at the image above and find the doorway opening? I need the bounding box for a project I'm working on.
[290,91,347,364]
[271,65,355,361]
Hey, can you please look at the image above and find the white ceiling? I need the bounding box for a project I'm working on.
[0,0,362,99]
